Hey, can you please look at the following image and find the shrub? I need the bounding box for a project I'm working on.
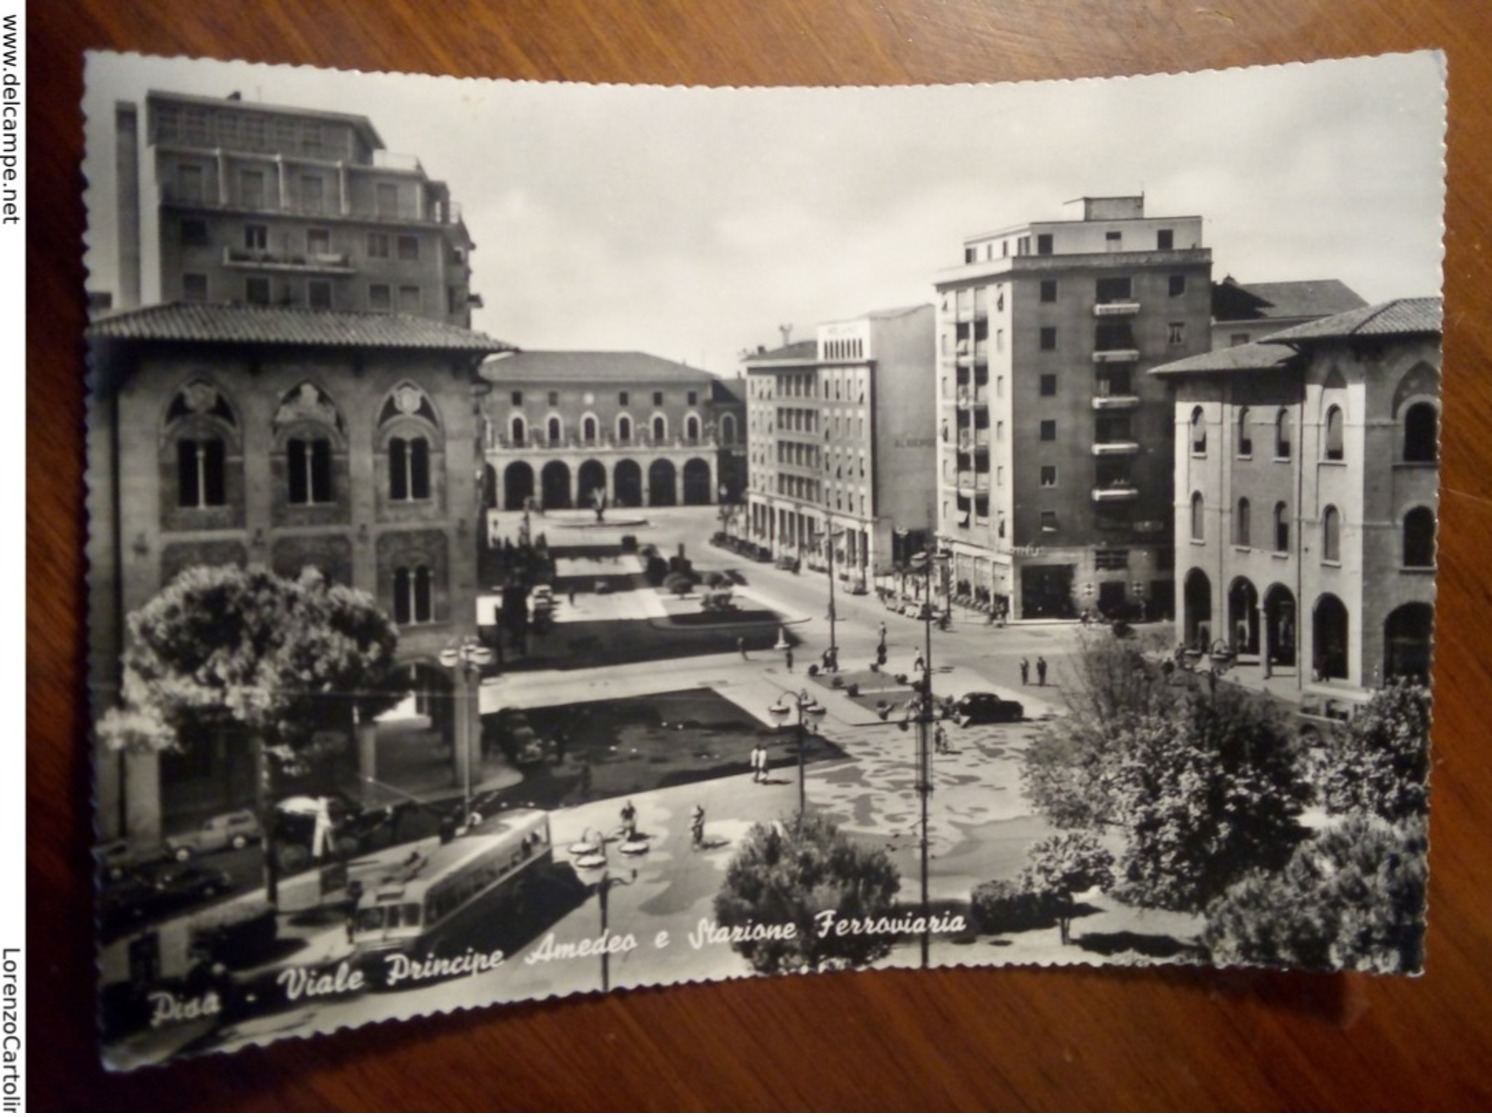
[806,664,820,677]
[970,879,1059,935]
[829,675,844,689]
[845,683,859,698]
[894,673,908,685]
[620,534,638,552]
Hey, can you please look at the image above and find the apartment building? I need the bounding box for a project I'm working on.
[933,196,1212,619]
[744,305,936,588]
[114,90,478,324]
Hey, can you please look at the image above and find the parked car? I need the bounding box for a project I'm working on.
[951,691,1025,726]
[152,864,234,906]
[93,838,158,882]
[164,809,263,861]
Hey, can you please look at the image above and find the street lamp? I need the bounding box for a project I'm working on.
[569,827,639,993]
[908,545,951,968]
[768,688,826,816]
[438,636,494,823]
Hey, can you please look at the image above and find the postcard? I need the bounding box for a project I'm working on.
[82,50,1445,1068]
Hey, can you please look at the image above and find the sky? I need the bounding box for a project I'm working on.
[82,51,1447,376]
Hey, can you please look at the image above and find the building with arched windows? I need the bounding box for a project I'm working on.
[475,351,740,518]
[1156,296,1441,707]
[87,303,512,843]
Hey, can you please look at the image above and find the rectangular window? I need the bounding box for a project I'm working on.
[397,235,420,261]
[1168,322,1186,346]
[1157,229,1174,250]
[1040,511,1058,533]
[1040,466,1057,488]
[306,228,331,255]
[376,183,399,217]
[244,224,268,250]
[180,219,209,247]
[548,391,559,406]
[367,233,390,258]
[1105,230,1122,250]
[1095,549,1129,571]
[245,276,271,306]
[1039,279,1057,303]
[239,168,266,209]
[176,163,204,203]
[1095,276,1132,303]
[1036,233,1053,255]
[368,283,392,312]
[964,246,976,264]
[1039,420,1057,442]
[307,280,332,310]
[687,390,698,405]
[1039,374,1057,397]
[1017,236,1031,256]
[1040,327,1057,351]
[398,285,420,313]
[653,391,664,405]
[182,273,209,302]
[298,174,324,213]
[511,391,524,406]
[1169,275,1187,297]
[619,391,629,405]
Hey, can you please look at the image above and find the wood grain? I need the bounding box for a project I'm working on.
[26,1,1492,1108]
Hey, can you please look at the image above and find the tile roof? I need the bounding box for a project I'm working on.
[1215,278,1368,321]
[1261,297,1443,344]
[87,303,513,352]
[743,340,817,364]
[1150,341,1296,377]
[479,350,718,385]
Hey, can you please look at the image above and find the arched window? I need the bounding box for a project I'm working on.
[166,379,239,512]
[1275,409,1292,459]
[1322,505,1341,562]
[393,565,433,624]
[618,415,632,443]
[1236,406,1252,457]
[1274,501,1290,552]
[653,415,667,442]
[1190,407,1206,454]
[1403,506,1436,567]
[510,415,526,447]
[547,416,561,444]
[1190,491,1205,542]
[286,437,332,504]
[721,414,737,444]
[1324,405,1344,461]
[388,436,431,501]
[1234,497,1251,547]
[1403,402,1438,463]
[686,415,701,443]
[582,416,597,444]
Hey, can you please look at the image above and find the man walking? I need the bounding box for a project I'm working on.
[1037,655,1048,686]
[1020,656,1030,686]
[785,647,794,672]
[738,636,748,660]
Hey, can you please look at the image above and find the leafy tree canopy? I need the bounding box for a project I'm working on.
[1318,678,1431,826]
[1202,813,1427,974]
[1019,831,1115,945]
[121,565,402,750]
[1021,635,1313,913]
[714,812,901,975]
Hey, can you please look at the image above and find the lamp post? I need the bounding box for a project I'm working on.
[569,827,637,993]
[908,545,951,968]
[821,513,845,670]
[438,636,494,823]
[768,688,826,817]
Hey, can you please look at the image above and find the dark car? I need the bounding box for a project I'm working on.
[152,865,234,908]
[951,691,1025,726]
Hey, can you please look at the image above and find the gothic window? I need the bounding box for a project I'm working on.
[1190,492,1205,542]
[1275,409,1292,458]
[1234,497,1251,547]
[1404,402,1439,463]
[1323,505,1341,562]
[1274,502,1290,552]
[379,383,440,503]
[1403,506,1436,568]
[177,438,226,508]
[287,437,332,504]
[1190,407,1206,454]
[393,565,433,624]
[165,379,239,512]
[1324,406,1344,462]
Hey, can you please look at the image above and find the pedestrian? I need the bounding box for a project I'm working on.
[934,725,948,754]
[568,587,576,606]
[878,620,887,646]
[757,744,770,783]
[785,647,794,672]
[913,651,926,677]
[690,803,706,848]
[1037,655,1048,686]
[1020,656,1030,686]
[620,799,638,840]
[750,744,764,783]
[738,635,748,660]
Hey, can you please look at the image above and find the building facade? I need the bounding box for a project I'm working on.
[743,305,937,588]
[115,91,479,325]
[1211,277,1366,350]
[933,196,1212,619]
[477,351,740,514]
[1156,297,1441,705]
[87,305,511,842]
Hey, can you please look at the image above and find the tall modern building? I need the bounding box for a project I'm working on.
[113,90,479,325]
[743,305,936,590]
[933,196,1212,620]
[1155,297,1441,708]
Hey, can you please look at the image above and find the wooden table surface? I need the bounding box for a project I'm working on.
[26,1,1492,1109]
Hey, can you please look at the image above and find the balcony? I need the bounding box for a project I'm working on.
[221,246,354,273]
[160,182,465,226]
[1093,301,1141,317]
[1092,348,1141,364]
[1092,395,1141,411]
[1091,484,1140,502]
[1091,440,1140,456]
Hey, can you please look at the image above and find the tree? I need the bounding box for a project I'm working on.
[714,812,901,974]
[1201,814,1427,974]
[1318,678,1431,826]
[663,572,695,597]
[112,565,401,900]
[1019,832,1115,945]
[1021,635,1313,913]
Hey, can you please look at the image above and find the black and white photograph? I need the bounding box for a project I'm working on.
[81,49,1445,1069]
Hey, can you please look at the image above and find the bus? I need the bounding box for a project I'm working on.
[349,808,553,966]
